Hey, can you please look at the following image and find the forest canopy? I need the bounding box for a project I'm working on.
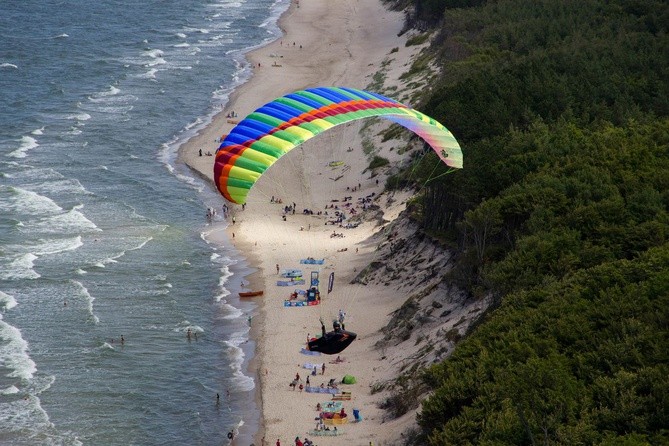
[385,0,669,444]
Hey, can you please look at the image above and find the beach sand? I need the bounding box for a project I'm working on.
[180,1,425,444]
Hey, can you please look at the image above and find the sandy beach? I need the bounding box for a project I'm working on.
[180,0,424,443]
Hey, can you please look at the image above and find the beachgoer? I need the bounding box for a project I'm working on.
[276,440,281,446]
[316,402,321,411]
[295,372,300,382]
[276,264,280,274]
[232,216,236,225]
[321,363,325,375]
[306,376,310,385]
[216,393,220,405]
[227,431,234,440]
[299,383,304,392]
[120,335,125,345]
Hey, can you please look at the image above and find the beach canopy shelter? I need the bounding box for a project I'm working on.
[342,374,356,384]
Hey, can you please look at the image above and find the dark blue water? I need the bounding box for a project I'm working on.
[0,0,288,444]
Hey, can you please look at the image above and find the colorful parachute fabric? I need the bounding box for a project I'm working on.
[214,87,462,204]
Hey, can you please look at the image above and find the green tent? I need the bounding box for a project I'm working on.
[342,374,356,384]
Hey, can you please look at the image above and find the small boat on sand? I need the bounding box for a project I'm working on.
[239,290,264,298]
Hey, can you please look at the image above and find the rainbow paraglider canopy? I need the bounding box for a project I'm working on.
[214,86,462,204]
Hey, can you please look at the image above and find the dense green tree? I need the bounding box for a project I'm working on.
[385,0,669,443]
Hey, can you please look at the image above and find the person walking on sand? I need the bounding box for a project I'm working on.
[276,264,280,274]
[321,363,325,375]
[276,440,281,446]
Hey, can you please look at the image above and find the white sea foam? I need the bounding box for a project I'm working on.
[98,85,121,97]
[7,136,38,158]
[0,186,63,215]
[176,32,187,38]
[66,112,91,121]
[11,166,63,182]
[31,127,45,135]
[0,291,18,311]
[0,315,37,380]
[72,280,100,324]
[175,321,205,335]
[30,236,83,255]
[0,62,18,69]
[127,236,152,252]
[146,57,166,67]
[222,334,255,391]
[2,253,40,280]
[0,385,20,395]
[29,178,89,196]
[23,208,99,235]
[174,43,190,48]
[138,68,158,79]
[219,302,243,319]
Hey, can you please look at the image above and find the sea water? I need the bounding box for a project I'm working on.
[0,0,288,444]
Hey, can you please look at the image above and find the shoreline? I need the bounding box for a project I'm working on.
[180,0,421,443]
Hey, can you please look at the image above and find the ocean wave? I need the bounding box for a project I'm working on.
[218,302,243,319]
[137,68,158,79]
[211,1,242,9]
[5,166,64,182]
[21,207,100,235]
[222,337,255,392]
[71,280,99,324]
[30,236,83,256]
[80,103,134,115]
[97,85,121,97]
[0,186,63,215]
[0,315,37,381]
[1,253,41,280]
[214,289,231,302]
[66,112,91,121]
[6,135,38,159]
[0,397,48,436]
[0,385,20,395]
[0,62,18,69]
[176,321,205,335]
[27,178,90,196]
[0,291,18,311]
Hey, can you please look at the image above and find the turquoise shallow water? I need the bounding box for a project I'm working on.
[0,0,288,444]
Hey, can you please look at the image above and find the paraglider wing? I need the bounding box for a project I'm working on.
[307,329,357,355]
[214,87,462,204]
